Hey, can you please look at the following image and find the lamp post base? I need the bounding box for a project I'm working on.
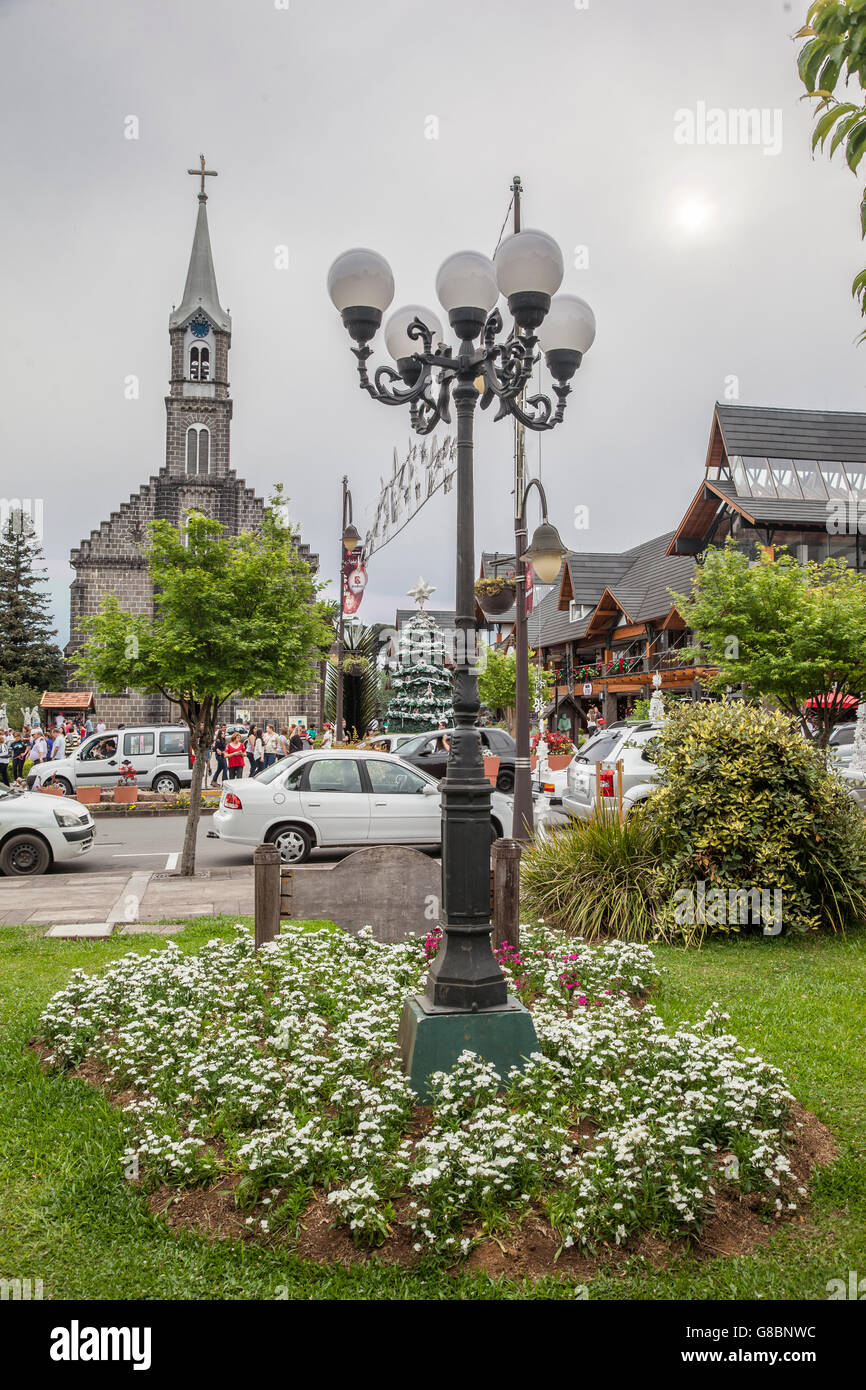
[397,994,539,1101]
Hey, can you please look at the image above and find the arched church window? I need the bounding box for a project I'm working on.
[200,347,210,381]
[186,425,210,475]
[189,346,200,381]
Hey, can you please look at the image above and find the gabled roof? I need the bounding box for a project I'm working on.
[169,194,231,334]
[530,533,696,649]
[715,402,866,463]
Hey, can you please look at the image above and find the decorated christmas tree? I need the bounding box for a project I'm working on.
[387,579,453,732]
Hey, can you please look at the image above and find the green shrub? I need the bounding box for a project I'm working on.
[648,700,866,936]
[521,807,664,941]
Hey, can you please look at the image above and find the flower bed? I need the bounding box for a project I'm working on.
[35,924,811,1269]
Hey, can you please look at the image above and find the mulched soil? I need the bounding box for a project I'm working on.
[28,1029,837,1280]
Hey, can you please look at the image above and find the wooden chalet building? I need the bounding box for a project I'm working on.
[527,534,708,734]
[668,402,866,567]
[522,401,866,737]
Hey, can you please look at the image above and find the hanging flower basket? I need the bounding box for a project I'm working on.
[475,577,516,615]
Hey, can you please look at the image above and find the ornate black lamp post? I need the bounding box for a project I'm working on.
[335,476,360,746]
[327,227,595,1090]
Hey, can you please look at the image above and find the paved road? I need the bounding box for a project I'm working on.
[55,816,439,875]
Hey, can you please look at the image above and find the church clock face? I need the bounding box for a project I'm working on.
[190,315,209,338]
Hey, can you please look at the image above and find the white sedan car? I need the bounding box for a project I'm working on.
[212,749,514,863]
[0,784,95,875]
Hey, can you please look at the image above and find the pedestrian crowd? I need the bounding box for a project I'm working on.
[0,713,103,786]
[206,722,316,786]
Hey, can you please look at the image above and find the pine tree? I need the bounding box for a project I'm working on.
[387,609,453,732]
[0,511,66,690]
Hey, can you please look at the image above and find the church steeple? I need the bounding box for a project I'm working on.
[165,157,233,479]
[168,156,231,333]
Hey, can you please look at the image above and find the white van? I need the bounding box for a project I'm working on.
[27,726,192,796]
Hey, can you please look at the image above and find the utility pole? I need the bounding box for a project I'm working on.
[511,175,534,842]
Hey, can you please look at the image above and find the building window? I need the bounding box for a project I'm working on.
[186,425,210,475]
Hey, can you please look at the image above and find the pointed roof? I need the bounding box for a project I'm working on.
[169,194,231,333]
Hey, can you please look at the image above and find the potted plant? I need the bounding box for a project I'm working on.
[474,575,517,616]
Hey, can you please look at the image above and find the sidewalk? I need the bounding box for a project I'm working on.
[0,867,254,933]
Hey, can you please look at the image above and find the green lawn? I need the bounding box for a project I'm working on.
[0,917,863,1301]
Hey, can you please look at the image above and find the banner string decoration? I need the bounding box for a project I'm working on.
[363,435,456,559]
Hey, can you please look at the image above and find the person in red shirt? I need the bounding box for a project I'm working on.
[225,733,247,779]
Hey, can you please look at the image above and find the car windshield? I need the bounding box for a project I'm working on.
[253,754,303,784]
[575,731,621,763]
[397,733,440,756]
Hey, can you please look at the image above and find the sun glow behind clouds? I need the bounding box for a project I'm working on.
[673,194,715,235]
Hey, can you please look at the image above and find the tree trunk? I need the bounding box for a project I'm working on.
[179,706,216,878]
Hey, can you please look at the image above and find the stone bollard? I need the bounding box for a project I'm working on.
[254,842,281,948]
[491,837,522,952]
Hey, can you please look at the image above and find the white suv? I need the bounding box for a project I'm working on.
[561,723,662,821]
[27,725,192,796]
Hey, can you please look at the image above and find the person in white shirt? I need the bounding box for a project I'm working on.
[263,724,280,768]
[51,731,66,761]
[96,720,107,734]
[0,732,10,786]
[321,723,333,748]
[31,733,48,763]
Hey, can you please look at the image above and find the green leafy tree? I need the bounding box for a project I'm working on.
[797,1,866,330]
[75,497,332,876]
[477,647,552,735]
[672,542,866,747]
[0,512,66,690]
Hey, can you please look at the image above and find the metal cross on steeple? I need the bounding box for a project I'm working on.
[187,154,217,197]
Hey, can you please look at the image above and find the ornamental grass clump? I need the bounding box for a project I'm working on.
[36,923,804,1260]
[648,700,866,937]
[521,806,663,941]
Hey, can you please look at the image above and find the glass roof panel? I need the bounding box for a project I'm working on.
[742,457,777,498]
[844,464,866,496]
[768,459,803,499]
[793,462,827,500]
[821,463,849,498]
[729,455,751,496]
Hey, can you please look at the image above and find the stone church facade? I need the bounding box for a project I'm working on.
[66,167,321,730]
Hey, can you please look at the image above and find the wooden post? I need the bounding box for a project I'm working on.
[254,842,281,948]
[280,866,294,919]
[616,757,624,825]
[491,837,522,951]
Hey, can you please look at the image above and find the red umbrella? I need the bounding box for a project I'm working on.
[804,693,859,710]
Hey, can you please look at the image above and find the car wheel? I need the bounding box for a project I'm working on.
[0,833,52,876]
[490,818,503,842]
[267,824,312,864]
[153,773,180,795]
[496,769,515,793]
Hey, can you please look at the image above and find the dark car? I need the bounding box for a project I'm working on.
[397,727,517,792]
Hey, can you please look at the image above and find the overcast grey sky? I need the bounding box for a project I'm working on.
[1,0,864,644]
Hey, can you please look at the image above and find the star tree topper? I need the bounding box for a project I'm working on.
[408,577,436,610]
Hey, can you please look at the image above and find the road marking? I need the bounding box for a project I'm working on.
[165,852,178,871]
